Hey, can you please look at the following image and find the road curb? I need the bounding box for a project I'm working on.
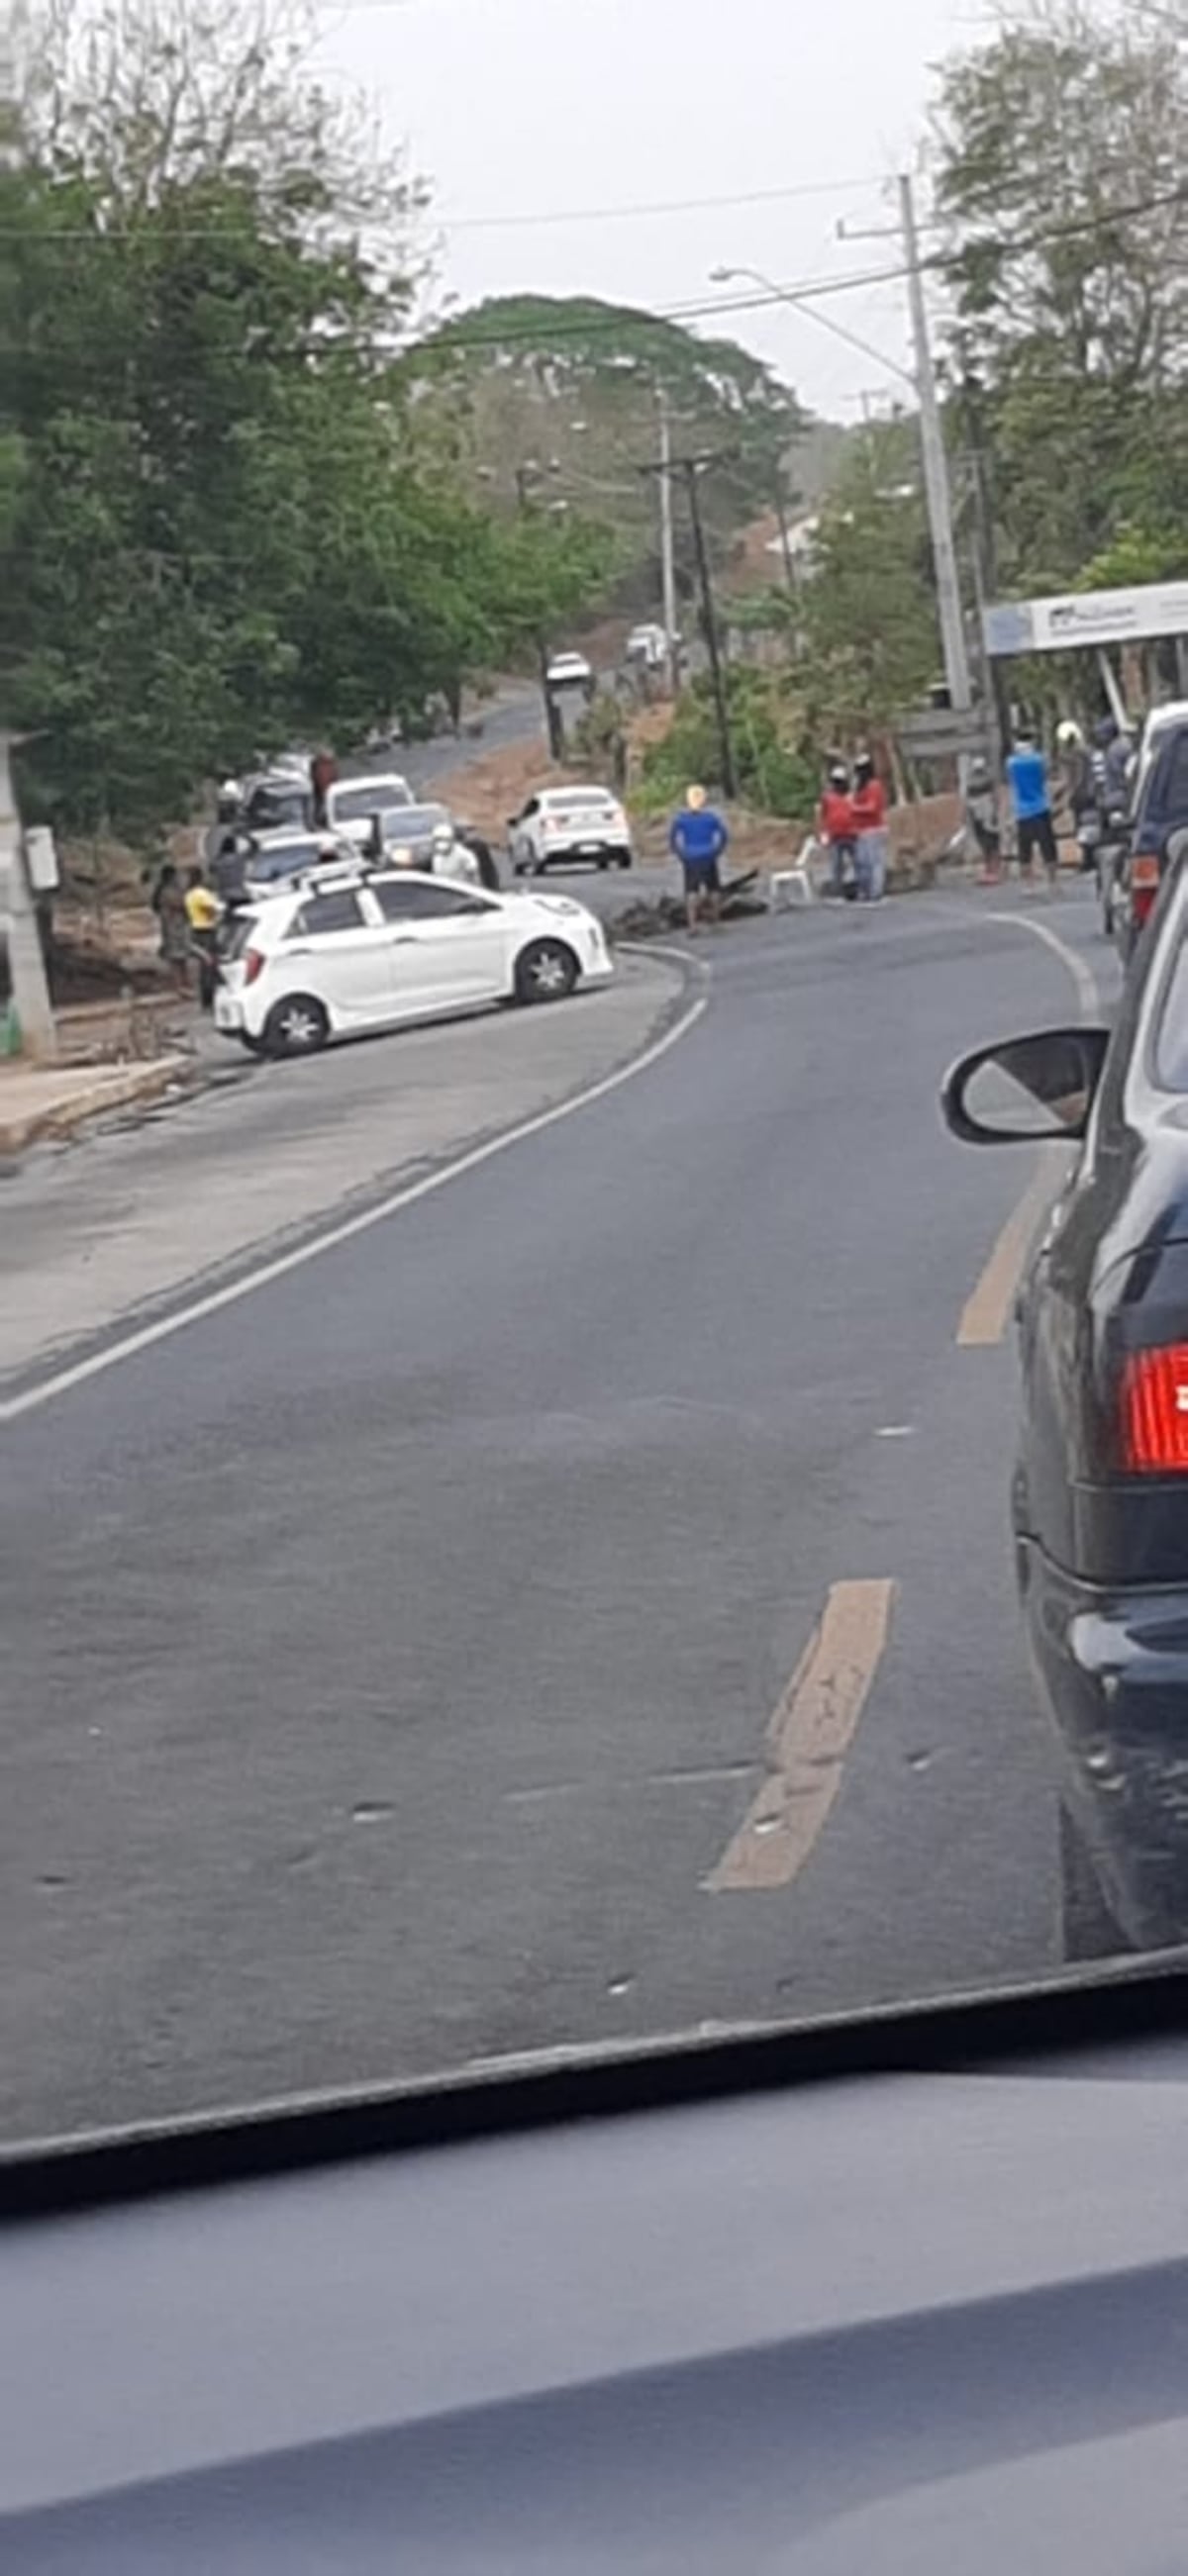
[0,1055,196,1163]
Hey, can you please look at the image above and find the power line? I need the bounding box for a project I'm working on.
[441,176,885,233]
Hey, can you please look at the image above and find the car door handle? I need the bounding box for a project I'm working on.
[388,931,419,944]
[285,945,312,957]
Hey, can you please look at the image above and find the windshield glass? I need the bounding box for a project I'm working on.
[7,0,1188,2153]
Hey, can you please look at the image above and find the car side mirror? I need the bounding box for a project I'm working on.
[941,1025,1111,1145]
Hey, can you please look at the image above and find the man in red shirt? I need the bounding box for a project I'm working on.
[851,753,888,902]
[818,764,856,899]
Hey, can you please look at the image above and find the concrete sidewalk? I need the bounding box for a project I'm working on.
[0,1054,193,1161]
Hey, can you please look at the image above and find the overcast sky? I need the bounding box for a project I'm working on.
[313,0,985,419]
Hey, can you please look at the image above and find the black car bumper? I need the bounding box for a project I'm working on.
[1019,1538,1188,1948]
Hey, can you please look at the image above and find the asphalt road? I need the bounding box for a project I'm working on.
[1,886,1120,2140]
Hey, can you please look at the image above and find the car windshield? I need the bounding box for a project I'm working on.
[333,780,411,820]
[9,0,1188,2158]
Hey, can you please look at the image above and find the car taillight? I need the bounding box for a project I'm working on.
[244,947,265,986]
[1132,852,1161,890]
[1120,1344,1188,1474]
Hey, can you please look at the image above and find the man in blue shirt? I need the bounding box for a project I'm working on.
[669,784,728,930]
[1006,730,1059,886]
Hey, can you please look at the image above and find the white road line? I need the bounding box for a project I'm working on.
[1,977,708,1426]
[956,1153,1066,1347]
[984,907,1102,1020]
[705,1579,897,1892]
[953,907,1101,1347]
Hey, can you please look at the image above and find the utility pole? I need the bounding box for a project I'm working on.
[639,446,737,796]
[0,734,56,1061]
[772,477,796,595]
[898,173,971,715]
[961,374,1012,771]
[515,463,564,761]
[656,391,679,687]
[681,459,738,803]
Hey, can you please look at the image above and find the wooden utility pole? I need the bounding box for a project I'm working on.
[515,464,564,761]
[639,446,738,799]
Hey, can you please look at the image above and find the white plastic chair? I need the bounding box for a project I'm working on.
[769,836,820,910]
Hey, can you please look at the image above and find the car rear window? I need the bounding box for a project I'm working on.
[223,911,258,959]
[332,781,411,821]
[1156,731,1188,818]
[1153,922,1188,1090]
[379,807,445,841]
[547,792,615,814]
[289,890,366,934]
[248,840,321,882]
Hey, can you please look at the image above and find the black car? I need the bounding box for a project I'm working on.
[942,849,1188,1951]
[1114,704,1188,957]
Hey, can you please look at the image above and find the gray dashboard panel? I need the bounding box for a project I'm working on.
[4,2053,1188,2568]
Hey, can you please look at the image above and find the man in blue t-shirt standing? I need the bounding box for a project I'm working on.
[1006,730,1059,887]
[669,784,729,930]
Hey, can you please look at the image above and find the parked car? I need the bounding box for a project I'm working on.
[365,803,453,868]
[625,622,668,671]
[213,863,612,1057]
[509,787,633,875]
[1114,702,1188,959]
[209,828,350,908]
[940,832,1188,1952]
[240,771,311,836]
[323,772,414,847]
[544,650,594,692]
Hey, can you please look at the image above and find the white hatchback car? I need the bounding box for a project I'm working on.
[213,867,613,1057]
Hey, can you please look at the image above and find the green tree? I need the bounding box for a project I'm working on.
[933,0,1188,593]
[4,7,615,843]
[790,418,940,747]
[405,293,811,617]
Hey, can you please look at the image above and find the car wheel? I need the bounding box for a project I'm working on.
[618,851,632,870]
[1058,1803,1127,1963]
[598,856,610,872]
[263,995,330,1058]
[532,857,549,876]
[514,938,578,1004]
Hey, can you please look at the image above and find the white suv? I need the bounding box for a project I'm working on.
[213,867,613,1057]
[509,787,633,875]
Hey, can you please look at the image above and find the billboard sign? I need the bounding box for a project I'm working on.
[984,579,1188,658]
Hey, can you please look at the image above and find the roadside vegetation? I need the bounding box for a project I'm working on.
[3,0,615,847]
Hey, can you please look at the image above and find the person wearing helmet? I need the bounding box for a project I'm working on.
[964,756,1003,884]
[851,752,888,902]
[818,763,856,900]
[668,783,728,930]
[430,818,479,886]
[1105,720,1136,810]
[1056,717,1097,850]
